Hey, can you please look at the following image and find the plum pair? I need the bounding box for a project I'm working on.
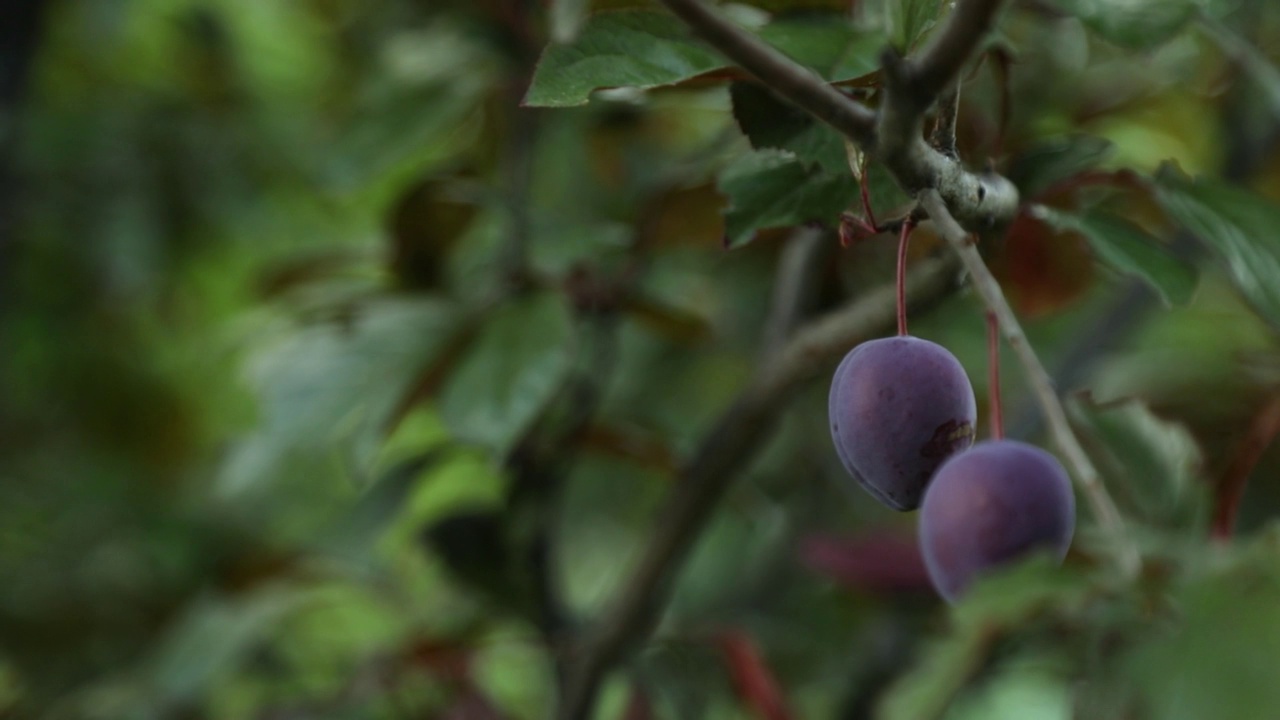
[828,335,1075,603]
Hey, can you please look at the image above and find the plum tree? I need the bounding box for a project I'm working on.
[828,336,977,511]
[918,440,1076,602]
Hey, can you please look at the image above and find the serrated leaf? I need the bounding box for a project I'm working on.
[1007,134,1114,199]
[1032,205,1197,307]
[524,10,882,107]
[525,11,723,107]
[439,292,574,453]
[717,149,856,248]
[1151,165,1280,330]
[730,82,846,173]
[1068,395,1206,530]
[1047,0,1196,49]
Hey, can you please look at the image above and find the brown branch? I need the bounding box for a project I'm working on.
[657,0,877,146]
[920,190,1138,573]
[1211,391,1280,541]
[555,255,961,720]
[654,0,1019,233]
[904,0,1004,114]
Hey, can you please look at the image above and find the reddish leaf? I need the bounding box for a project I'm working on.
[619,683,656,720]
[798,531,931,594]
[716,629,793,720]
[992,212,1095,318]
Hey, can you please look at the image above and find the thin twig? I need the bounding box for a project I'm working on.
[556,256,961,720]
[920,190,1137,571]
[1211,391,1280,541]
[760,227,828,361]
[987,311,1003,440]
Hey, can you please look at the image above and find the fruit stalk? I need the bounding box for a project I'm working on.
[920,189,1138,575]
[896,219,915,336]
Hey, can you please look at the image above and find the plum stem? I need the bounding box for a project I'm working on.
[896,219,915,336]
[987,311,1003,440]
[921,189,1138,577]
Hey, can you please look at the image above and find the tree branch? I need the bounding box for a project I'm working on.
[657,0,876,146]
[555,255,961,720]
[654,0,1019,233]
[920,190,1137,572]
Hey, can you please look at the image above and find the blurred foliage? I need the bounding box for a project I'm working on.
[7,0,1280,718]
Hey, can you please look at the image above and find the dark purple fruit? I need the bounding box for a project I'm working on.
[919,440,1076,603]
[828,336,977,511]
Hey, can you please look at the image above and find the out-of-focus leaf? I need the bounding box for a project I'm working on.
[1068,395,1206,530]
[1124,550,1280,720]
[992,213,1095,317]
[1047,0,1196,49]
[716,629,793,720]
[718,149,855,248]
[886,0,943,51]
[524,11,882,107]
[1032,205,1197,307]
[944,662,1071,720]
[439,292,574,453]
[1007,135,1114,200]
[390,176,481,290]
[1151,164,1280,331]
[227,298,458,493]
[881,560,1096,720]
[148,588,301,704]
[798,531,931,595]
[471,626,555,719]
[730,82,846,173]
[551,0,591,43]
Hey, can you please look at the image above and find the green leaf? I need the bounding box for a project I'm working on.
[756,18,882,81]
[148,589,302,703]
[524,10,882,107]
[882,560,1096,720]
[524,11,725,107]
[717,149,855,248]
[228,298,459,493]
[439,292,574,453]
[1032,205,1198,307]
[1007,134,1114,200]
[1047,0,1196,49]
[886,0,944,51]
[1125,555,1280,720]
[1151,164,1280,330]
[1068,396,1206,531]
[730,82,846,173]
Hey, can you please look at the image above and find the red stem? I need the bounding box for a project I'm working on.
[987,311,1003,440]
[896,219,914,336]
[1212,392,1280,541]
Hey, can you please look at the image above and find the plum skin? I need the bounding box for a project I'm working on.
[828,336,977,511]
[919,440,1076,603]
